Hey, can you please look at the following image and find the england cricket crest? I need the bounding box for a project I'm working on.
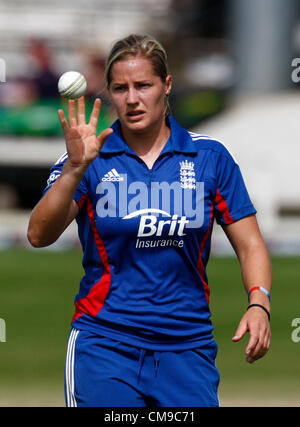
[179,160,196,189]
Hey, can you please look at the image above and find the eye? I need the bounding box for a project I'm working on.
[113,85,126,92]
[137,83,151,88]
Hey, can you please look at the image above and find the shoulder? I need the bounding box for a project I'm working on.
[44,152,69,189]
[188,131,237,163]
[53,151,68,166]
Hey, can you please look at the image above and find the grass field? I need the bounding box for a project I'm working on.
[0,248,299,407]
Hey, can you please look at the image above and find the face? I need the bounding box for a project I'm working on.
[108,55,172,135]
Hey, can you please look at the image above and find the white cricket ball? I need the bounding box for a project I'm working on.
[58,71,87,99]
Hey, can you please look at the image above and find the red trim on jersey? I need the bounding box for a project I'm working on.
[77,194,88,210]
[196,203,214,304]
[72,197,111,322]
[215,188,234,224]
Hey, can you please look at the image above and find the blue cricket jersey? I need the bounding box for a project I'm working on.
[43,116,256,350]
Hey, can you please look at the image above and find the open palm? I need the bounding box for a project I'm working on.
[58,96,113,168]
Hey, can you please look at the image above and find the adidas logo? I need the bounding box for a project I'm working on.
[101,168,124,181]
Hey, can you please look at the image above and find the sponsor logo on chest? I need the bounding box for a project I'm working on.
[96,161,204,248]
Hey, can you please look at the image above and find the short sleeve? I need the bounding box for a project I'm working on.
[42,152,88,208]
[213,150,256,226]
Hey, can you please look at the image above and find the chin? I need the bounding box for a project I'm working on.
[124,118,150,134]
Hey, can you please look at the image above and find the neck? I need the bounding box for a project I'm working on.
[121,116,170,158]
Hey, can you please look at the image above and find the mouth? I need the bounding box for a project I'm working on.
[126,110,145,121]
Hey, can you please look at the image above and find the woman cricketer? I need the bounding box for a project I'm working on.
[27,34,272,407]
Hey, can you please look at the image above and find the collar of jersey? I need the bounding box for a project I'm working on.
[100,115,197,155]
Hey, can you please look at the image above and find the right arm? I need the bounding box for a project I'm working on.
[27,161,83,247]
[27,96,113,247]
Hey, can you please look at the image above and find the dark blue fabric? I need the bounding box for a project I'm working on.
[66,328,220,407]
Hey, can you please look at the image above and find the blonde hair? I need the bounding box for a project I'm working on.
[105,34,170,89]
[105,34,171,114]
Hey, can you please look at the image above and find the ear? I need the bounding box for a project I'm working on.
[165,75,172,96]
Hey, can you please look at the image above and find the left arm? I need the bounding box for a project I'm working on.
[222,214,272,363]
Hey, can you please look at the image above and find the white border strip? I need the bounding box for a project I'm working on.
[65,328,79,407]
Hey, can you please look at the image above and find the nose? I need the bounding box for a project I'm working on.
[126,87,139,104]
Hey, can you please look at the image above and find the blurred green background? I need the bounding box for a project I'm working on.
[0,248,299,407]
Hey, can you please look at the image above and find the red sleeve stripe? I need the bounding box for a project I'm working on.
[196,203,214,305]
[72,197,111,322]
[214,188,234,224]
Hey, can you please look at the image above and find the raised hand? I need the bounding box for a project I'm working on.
[58,96,113,169]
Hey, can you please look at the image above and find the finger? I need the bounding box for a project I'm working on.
[58,109,69,135]
[232,321,248,342]
[246,342,266,363]
[77,96,86,125]
[246,327,267,362]
[266,329,271,350]
[261,328,271,357]
[96,128,114,150]
[89,98,102,128]
[245,328,260,357]
[68,99,77,127]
